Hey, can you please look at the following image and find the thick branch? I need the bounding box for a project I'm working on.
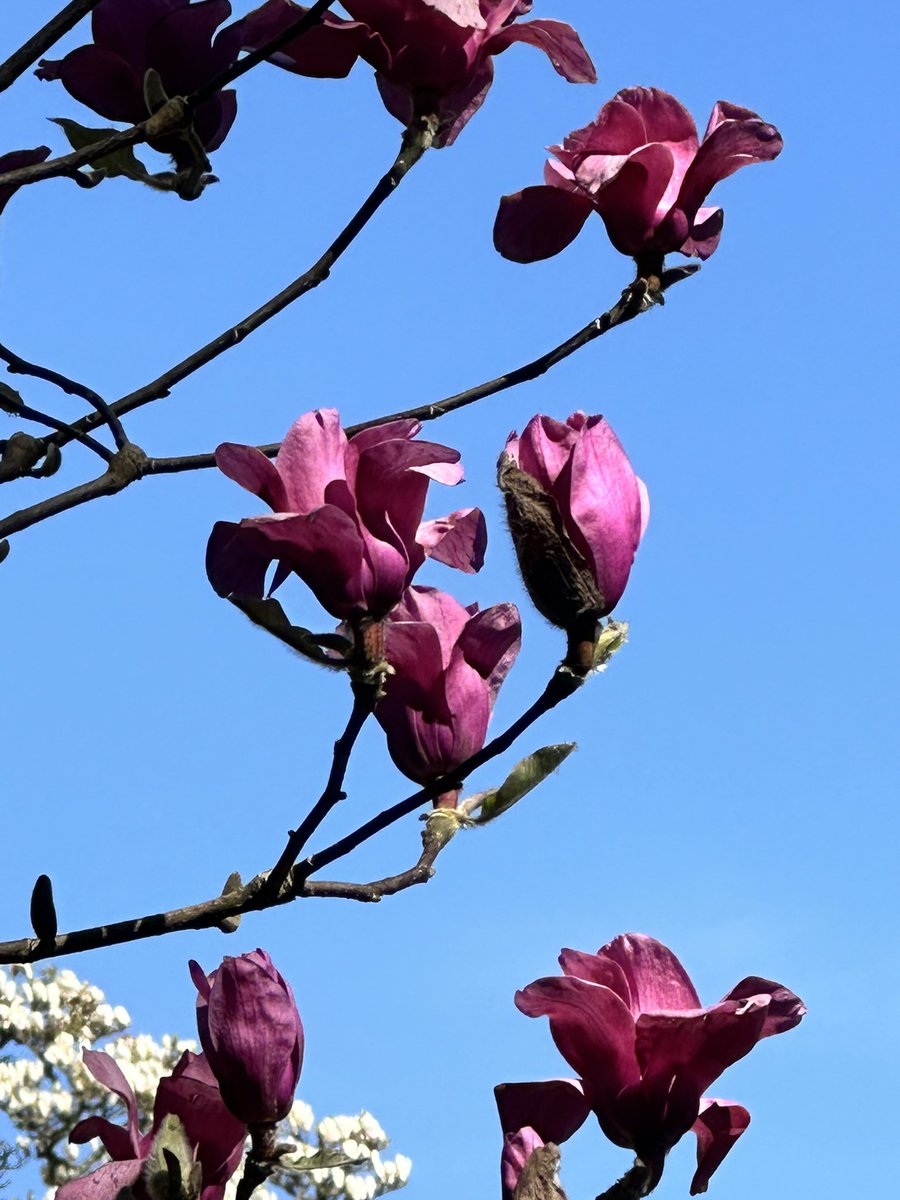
[0,341,126,449]
[0,0,100,95]
[0,665,582,964]
[143,268,697,477]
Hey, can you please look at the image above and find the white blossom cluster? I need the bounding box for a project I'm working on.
[0,965,410,1200]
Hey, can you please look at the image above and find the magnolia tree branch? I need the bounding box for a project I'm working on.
[0,0,101,95]
[0,340,127,449]
[141,267,699,476]
[0,666,584,964]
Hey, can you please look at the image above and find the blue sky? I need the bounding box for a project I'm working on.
[2,1,898,1198]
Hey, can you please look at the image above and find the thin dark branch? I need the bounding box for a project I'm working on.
[39,119,436,452]
[141,268,697,477]
[0,445,147,540]
[0,341,127,449]
[261,686,375,902]
[194,0,337,102]
[0,0,100,94]
[0,119,152,190]
[1,395,111,462]
[0,665,583,964]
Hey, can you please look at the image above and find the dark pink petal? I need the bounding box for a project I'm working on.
[495,1078,590,1142]
[614,87,697,151]
[391,585,472,658]
[348,417,421,454]
[81,1050,142,1148]
[275,409,350,513]
[67,1116,137,1160]
[418,507,487,573]
[676,104,783,222]
[510,413,581,490]
[238,0,371,78]
[487,18,596,82]
[563,420,643,613]
[501,1127,543,1200]
[515,975,639,1138]
[494,185,593,263]
[457,602,521,699]
[423,0,486,27]
[589,142,677,256]
[146,1,235,97]
[434,58,494,147]
[555,96,647,161]
[719,977,806,1037]
[57,1159,144,1200]
[374,71,415,131]
[206,520,274,598]
[702,99,768,139]
[0,147,51,216]
[247,510,370,617]
[690,1099,751,1194]
[155,1051,247,1186]
[678,205,723,259]
[92,0,180,64]
[41,45,144,123]
[558,948,632,1007]
[598,933,700,1014]
[196,89,237,155]
[215,443,289,511]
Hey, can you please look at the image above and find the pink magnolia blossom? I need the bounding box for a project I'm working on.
[36,0,242,168]
[494,1079,590,1199]
[494,87,783,265]
[190,949,304,1125]
[207,409,486,620]
[375,585,521,790]
[238,0,595,146]
[58,1048,246,1200]
[499,412,647,629]
[515,933,805,1192]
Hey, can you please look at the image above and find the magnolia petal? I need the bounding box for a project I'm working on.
[494,185,593,263]
[613,86,698,152]
[488,18,596,83]
[598,933,701,1013]
[206,520,273,599]
[515,975,639,1123]
[689,1099,751,1194]
[678,205,723,259]
[57,1159,144,1200]
[458,602,521,698]
[82,1050,142,1146]
[0,147,52,215]
[238,0,370,77]
[558,948,633,1007]
[590,142,677,257]
[676,105,783,221]
[215,443,288,511]
[495,1078,590,1142]
[155,1051,247,1185]
[436,58,494,147]
[418,507,487,573]
[719,977,806,1037]
[39,44,143,123]
[423,0,486,29]
[512,413,582,490]
[275,408,350,513]
[67,1116,137,1160]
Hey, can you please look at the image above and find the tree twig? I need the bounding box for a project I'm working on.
[0,341,127,449]
[0,394,112,462]
[0,665,583,964]
[0,0,101,95]
[141,268,698,477]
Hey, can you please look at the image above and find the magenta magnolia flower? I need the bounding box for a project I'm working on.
[495,1079,590,1199]
[58,1048,246,1200]
[37,0,242,167]
[494,87,783,266]
[515,933,805,1192]
[238,0,595,146]
[376,585,521,792]
[207,409,486,621]
[499,412,647,632]
[0,148,51,216]
[190,949,304,1126]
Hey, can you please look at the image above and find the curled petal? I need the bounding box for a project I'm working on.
[719,977,806,1036]
[676,105,783,221]
[690,1099,751,1194]
[558,948,632,1007]
[238,0,371,77]
[488,19,596,83]
[81,1050,142,1149]
[418,507,487,573]
[457,602,521,699]
[0,147,52,215]
[495,1078,590,1142]
[494,185,593,262]
[215,443,288,511]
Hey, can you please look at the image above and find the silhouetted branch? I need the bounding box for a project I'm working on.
[0,0,100,95]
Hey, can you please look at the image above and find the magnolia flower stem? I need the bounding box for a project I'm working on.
[0,340,127,450]
[595,1160,654,1200]
[0,665,584,964]
[0,0,101,95]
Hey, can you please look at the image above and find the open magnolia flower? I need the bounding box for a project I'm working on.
[376,584,521,795]
[494,87,783,266]
[207,409,486,621]
[507,933,804,1193]
[58,1048,246,1200]
[36,0,242,167]
[238,0,595,146]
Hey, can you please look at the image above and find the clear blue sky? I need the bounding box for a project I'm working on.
[2,2,898,1197]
